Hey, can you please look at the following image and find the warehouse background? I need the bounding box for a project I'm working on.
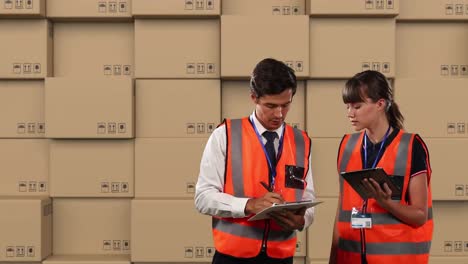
[1,0,468,263]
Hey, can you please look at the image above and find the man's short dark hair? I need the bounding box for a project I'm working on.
[250,58,297,98]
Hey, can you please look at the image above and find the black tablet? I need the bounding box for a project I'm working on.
[340,168,402,200]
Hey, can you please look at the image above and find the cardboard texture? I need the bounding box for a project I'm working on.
[53,198,131,255]
[47,0,132,19]
[306,197,337,260]
[0,81,45,138]
[50,140,134,197]
[136,79,220,138]
[135,138,206,198]
[310,138,341,197]
[45,77,134,138]
[307,0,399,16]
[310,18,395,78]
[132,0,220,16]
[0,139,49,196]
[43,255,131,264]
[396,23,468,79]
[429,256,468,264]
[222,0,305,15]
[0,19,52,79]
[0,0,45,17]
[54,23,134,77]
[134,19,219,78]
[221,15,309,79]
[399,0,468,20]
[0,197,52,261]
[222,81,306,130]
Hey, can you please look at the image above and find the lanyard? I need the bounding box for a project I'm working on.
[363,126,391,169]
[250,116,285,188]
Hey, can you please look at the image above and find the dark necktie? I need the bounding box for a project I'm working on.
[262,131,277,171]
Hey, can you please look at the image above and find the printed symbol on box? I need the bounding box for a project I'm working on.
[113,240,121,250]
[292,123,300,129]
[15,0,22,9]
[104,65,112,75]
[111,182,120,193]
[25,0,32,9]
[4,0,13,9]
[382,62,390,73]
[187,182,195,193]
[372,62,380,72]
[38,182,47,192]
[18,181,27,192]
[283,6,291,15]
[33,63,41,73]
[186,63,196,74]
[376,0,384,9]
[13,63,21,74]
[455,184,464,196]
[292,6,300,15]
[207,123,215,133]
[29,181,37,192]
[206,247,215,257]
[447,123,456,134]
[444,241,453,252]
[195,247,204,258]
[386,0,393,9]
[26,246,34,257]
[206,0,213,10]
[114,65,122,75]
[441,65,449,76]
[185,0,193,10]
[16,246,25,257]
[23,63,31,74]
[461,65,468,75]
[6,246,15,257]
[457,123,466,134]
[362,62,371,71]
[108,123,116,134]
[451,65,459,76]
[38,123,45,133]
[17,123,26,134]
[456,4,464,15]
[207,63,215,74]
[123,65,131,75]
[98,2,106,13]
[97,123,106,134]
[118,123,126,133]
[119,2,127,12]
[285,61,293,69]
[197,63,205,74]
[455,241,463,252]
[296,241,301,252]
[101,182,109,193]
[28,123,35,133]
[446,4,454,15]
[295,61,303,72]
[272,6,281,15]
[123,240,130,250]
[121,182,129,192]
[365,0,374,10]
[464,241,468,251]
[195,0,204,10]
[185,247,194,258]
[103,240,112,250]
[109,2,117,12]
[187,123,195,134]
[197,123,205,134]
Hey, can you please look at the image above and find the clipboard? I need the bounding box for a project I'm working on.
[248,200,322,221]
[340,167,402,200]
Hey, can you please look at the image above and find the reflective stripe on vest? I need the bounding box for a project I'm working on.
[339,239,431,255]
[213,218,295,241]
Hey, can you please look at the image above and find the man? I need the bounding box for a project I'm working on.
[195,58,315,264]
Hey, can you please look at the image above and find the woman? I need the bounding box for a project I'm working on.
[329,71,433,264]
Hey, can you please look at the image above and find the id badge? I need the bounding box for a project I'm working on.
[351,207,372,229]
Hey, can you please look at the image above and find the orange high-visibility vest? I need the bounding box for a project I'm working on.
[212,118,311,259]
[336,131,433,264]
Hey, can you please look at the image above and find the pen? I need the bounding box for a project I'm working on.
[260,181,272,192]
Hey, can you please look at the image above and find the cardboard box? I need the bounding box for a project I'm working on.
[0,0,45,17]
[310,139,341,197]
[310,18,395,78]
[222,80,306,130]
[293,257,306,264]
[429,256,468,264]
[0,19,52,79]
[53,198,131,255]
[47,0,132,19]
[45,77,134,138]
[135,138,206,198]
[0,139,49,196]
[43,255,131,264]
[221,15,309,79]
[50,140,134,197]
[132,199,307,261]
[0,197,52,261]
[396,23,468,79]
[134,19,220,78]
[0,81,45,138]
[307,0,399,16]
[132,0,220,17]
[222,0,305,15]
[306,197,337,260]
[54,23,134,77]
[136,79,220,138]
[431,201,468,256]
[399,0,468,20]
[395,79,468,138]
[306,80,356,137]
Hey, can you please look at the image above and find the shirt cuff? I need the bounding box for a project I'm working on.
[231,197,250,218]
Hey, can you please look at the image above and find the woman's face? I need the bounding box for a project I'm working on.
[345,97,384,131]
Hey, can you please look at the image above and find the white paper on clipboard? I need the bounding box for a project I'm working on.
[248,200,323,221]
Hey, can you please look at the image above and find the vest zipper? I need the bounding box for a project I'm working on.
[261,219,271,252]
[361,199,368,264]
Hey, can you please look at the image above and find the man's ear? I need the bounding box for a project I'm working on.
[250,92,258,104]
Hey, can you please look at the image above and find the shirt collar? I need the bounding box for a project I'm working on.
[250,111,284,139]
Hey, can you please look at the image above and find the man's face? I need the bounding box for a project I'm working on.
[251,89,293,130]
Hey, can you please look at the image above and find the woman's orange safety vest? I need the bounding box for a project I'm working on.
[336,130,433,263]
[212,118,311,259]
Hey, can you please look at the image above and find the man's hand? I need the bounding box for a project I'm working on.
[245,192,285,215]
[269,207,306,231]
